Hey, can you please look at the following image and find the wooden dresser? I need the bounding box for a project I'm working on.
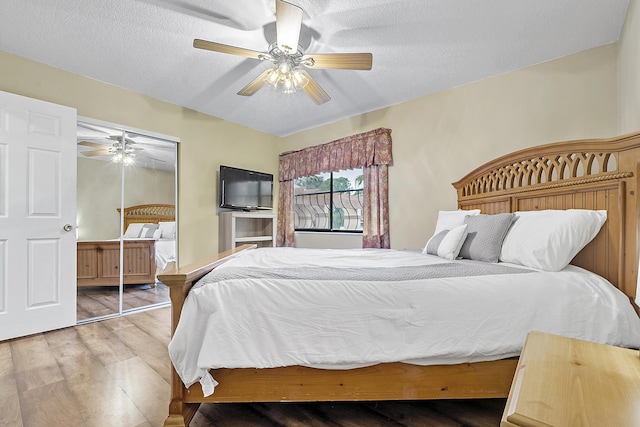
[501,331,640,426]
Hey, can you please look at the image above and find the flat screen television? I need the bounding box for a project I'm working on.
[219,165,274,211]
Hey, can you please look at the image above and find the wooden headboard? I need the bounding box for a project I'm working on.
[453,132,640,301]
[117,204,175,231]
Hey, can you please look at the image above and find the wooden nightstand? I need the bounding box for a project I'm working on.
[501,331,640,427]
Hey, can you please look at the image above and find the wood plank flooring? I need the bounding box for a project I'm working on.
[2,307,506,427]
[77,283,170,321]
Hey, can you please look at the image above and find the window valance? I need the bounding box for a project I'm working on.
[278,127,392,182]
[277,127,392,248]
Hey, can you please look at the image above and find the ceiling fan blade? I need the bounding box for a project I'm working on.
[302,53,373,70]
[237,68,274,96]
[193,39,264,60]
[78,140,109,149]
[276,0,303,54]
[82,150,112,157]
[299,70,330,105]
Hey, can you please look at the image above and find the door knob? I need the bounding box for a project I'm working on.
[63,224,73,232]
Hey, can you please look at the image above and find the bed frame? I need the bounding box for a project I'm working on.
[118,203,176,231]
[76,204,175,287]
[158,133,640,426]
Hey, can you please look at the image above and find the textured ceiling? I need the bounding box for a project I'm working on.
[0,0,630,136]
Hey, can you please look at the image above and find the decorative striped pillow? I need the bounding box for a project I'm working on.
[423,224,469,260]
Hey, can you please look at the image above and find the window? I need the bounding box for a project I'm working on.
[294,168,364,232]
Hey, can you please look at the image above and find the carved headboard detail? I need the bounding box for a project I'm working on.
[457,152,630,198]
[453,132,640,301]
[117,204,175,231]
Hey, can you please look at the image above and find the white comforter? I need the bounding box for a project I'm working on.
[169,247,640,396]
[154,238,176,271]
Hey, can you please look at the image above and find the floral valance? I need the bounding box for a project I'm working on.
[278,127,392,182]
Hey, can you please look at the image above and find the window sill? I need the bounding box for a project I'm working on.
[295,231,362,235]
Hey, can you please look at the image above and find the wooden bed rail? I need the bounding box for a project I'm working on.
[157,244,256,426]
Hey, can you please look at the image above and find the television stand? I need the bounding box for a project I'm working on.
[219,211,277,252]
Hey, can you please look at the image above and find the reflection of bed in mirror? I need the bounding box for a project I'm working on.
[76,204,176,287]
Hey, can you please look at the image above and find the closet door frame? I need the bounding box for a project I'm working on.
[76,116,179,323]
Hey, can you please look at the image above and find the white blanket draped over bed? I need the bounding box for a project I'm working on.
[168,247,640,397]
[154,238,176,271]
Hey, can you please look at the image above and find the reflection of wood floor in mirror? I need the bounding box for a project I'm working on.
[77,283,170,321]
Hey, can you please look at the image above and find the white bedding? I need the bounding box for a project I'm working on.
[154,238,176,271]
[168,247,640,397]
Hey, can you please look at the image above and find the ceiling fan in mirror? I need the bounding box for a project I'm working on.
[78,135,166,165]
[193,0,373,105]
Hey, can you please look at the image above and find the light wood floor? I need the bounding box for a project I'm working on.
[1,307,506,427]
[77,283,170,321]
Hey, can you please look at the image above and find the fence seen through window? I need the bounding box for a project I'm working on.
[294,169,364,231]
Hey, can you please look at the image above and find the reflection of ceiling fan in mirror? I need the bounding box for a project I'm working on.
[193,0,373,105]
[78,135,166,166]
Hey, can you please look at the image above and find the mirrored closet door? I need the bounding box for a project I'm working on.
[76,119,178,322]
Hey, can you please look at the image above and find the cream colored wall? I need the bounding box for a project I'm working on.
[281,45,619,250]
[0,50,280,264]
[77,157,122,240]
[123,164,175,210]
[77,157,175,240]
[619,0,640,134]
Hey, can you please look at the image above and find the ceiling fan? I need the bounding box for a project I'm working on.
[193,0,373,105]
[78,135,165,165]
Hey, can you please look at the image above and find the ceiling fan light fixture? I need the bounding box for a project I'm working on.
[278,62,290,74]
[267,64,309,94]
[108,142,136,165]
[122,154,136,166]
[111,152,123,164]
[292,69,309,89]
[110,151,136,166]
[282,76,295,94]
[267,69,280,86]
[193,0,371,105]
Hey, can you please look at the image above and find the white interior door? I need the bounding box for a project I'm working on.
[0,90,77,341]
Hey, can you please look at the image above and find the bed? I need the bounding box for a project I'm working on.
[158,132,640,427]
[76,204,176,287]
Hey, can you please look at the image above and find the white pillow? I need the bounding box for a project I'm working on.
[433,209,481,234]
[123,223,144,238]
[158,221,176,239]
[499,209,607,271]
[423,224,469,260]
